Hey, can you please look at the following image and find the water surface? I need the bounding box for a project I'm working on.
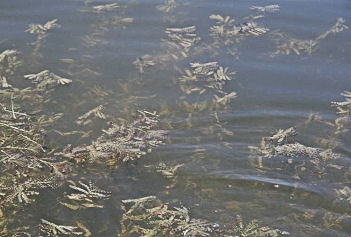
[1,0,351,236]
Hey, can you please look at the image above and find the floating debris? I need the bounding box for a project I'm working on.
[60,180,111,210]
[24,70,72,91]
[25,19,60,57]
[250,5,280,13]
[40,219,83,236]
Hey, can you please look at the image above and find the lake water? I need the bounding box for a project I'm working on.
[1,0,351,236]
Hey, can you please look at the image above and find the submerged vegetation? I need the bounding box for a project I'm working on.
[178,61,236,108]
[0,0,350,235]
[119,196,222,236]
[249,126,340,173]
[271,18,348,56]
[24,70,72,91]
[56,110,168,168]
[0,50,21,89]
[250,5,280,13]
[209,13,269,52]
[332,90,351,134]
[26,19,60,58]
[120,196,287,236]
[60,180,111,210]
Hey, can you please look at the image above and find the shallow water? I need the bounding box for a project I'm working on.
[1,0,351,236]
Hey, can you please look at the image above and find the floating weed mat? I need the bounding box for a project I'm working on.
[119,196,288,236]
